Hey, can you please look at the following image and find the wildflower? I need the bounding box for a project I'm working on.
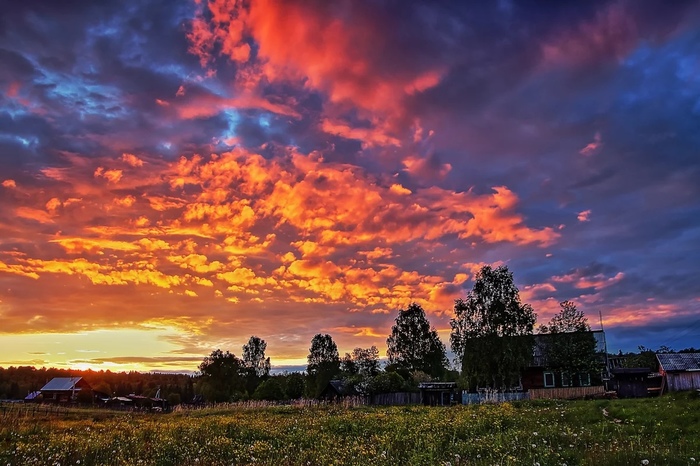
[534,463,540,466]
[690,458,696,462]
[533,432,538,436]
[532,444,537,448]
[641,460,649,466]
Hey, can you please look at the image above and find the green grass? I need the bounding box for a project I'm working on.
[1,394,699,465]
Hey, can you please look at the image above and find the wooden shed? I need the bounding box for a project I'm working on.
[609,368,661,398]
[418,382,457,406]
[657,353,700,392]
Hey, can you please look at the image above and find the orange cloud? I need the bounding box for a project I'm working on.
[2,179,16,188]
[121,153,144,167]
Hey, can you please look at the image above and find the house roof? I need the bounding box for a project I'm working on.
[656,353,700,372]
[40,377,85,391]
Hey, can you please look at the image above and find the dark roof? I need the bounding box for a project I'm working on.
[328,379,346,393]
[24,391,41,400]
[657,353,700,371]
[40,377,86,391]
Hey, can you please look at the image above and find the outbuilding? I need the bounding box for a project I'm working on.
[657,353,700,392]
[418,382,457,406]
[39,377,92,403]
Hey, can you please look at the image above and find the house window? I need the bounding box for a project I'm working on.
[578,373,591,387]
[561,373,571,387]
[543,372,555,388]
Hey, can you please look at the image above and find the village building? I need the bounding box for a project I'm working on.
[521,330,607,391]
[418,382,457,406]
[657,353,700,393]
[608,368,662,398]
[39,377,92,403]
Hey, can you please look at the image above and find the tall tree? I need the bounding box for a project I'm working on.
[306,334,341,397]
[242,336,271,378]
[197,349,246,402]
[450,265,536,389]
[341,346,380,378]
[386,303,447,379]
[539,301,598,382]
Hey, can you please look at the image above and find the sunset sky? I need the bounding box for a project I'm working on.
[1,0,700,373]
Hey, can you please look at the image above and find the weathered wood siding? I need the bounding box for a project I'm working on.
[370,392,421,405]
[529,385,604,400]
[667,372,700,392]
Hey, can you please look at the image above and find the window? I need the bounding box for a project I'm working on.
[578,373,591,387]
[543,371,555,388]
[561,372,571,387]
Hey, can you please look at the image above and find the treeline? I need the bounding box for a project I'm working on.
[0,366,195,404]
[3,265,692,403]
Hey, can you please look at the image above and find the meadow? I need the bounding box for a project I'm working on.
[1,394,699,466]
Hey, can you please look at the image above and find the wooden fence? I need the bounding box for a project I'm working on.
[0,403,70,419]
[370,392,421,406]
[529,385,604,400]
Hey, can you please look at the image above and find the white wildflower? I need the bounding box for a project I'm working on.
[641,460,649,466]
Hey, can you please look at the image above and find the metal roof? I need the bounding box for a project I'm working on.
[656,353,700,371]
[40,377,83,391]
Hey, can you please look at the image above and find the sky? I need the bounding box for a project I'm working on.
[1,0,700,373]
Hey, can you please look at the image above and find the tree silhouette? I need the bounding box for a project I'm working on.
[386,303,447,379]
[450,265,535,389]
[306,334,341,397]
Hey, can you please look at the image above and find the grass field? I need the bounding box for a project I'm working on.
[1,394,699,466]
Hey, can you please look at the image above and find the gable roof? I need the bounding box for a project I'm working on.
[657,353,700,372]
[40,377,85,391]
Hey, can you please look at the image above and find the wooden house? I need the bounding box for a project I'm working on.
[657,353,700,392]
[40,377,92,403]
[521,330,607,391]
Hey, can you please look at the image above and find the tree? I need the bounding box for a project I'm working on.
[450,265,536,389]
[242,336,271,378]
[539,301,597,383]
[341,346,380,378]
[197,349,247,402]
[252,377,285,401]
[306,334,341,397]
[284,372,305,399]
[386,303,447,379]
[540,300,589,333]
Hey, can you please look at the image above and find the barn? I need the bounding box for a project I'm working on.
[39,377,92,403]
[657,353,700,393]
